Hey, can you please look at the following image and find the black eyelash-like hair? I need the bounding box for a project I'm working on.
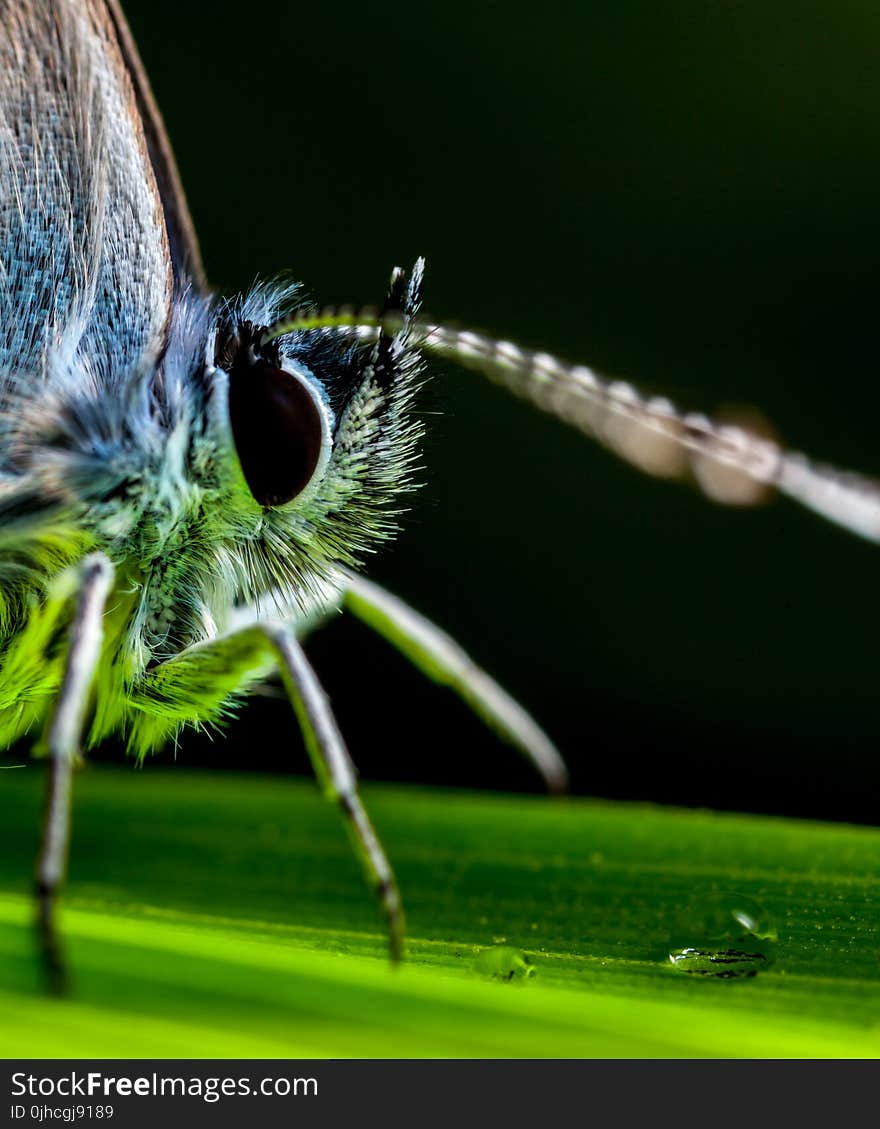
[212,263,424,427]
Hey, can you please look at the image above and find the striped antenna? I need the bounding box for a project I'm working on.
[264,308,880,546]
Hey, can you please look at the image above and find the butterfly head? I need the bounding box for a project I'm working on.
[201,259,426,609]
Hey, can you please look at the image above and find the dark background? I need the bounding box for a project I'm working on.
[106,0,880,823]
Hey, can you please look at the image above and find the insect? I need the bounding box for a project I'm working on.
[3,0,880,992]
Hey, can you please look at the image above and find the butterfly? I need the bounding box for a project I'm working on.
[3,0,880,992]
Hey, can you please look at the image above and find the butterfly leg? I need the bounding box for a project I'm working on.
[267,625,404,960]
[34,552,114,993]
[131,623,404,961]
[341,571,569,793]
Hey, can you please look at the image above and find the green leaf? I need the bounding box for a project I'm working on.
[1,765,878,1057]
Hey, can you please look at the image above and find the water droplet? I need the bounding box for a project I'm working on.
[668,892,777,980]
[475,946,535,982]
[668,947,770,978]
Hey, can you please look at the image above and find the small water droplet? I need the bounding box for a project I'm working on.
[668,893,777,980]
[668,947,769,978]
[475,946,535,982]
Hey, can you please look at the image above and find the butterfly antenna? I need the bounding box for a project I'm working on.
[264,298,880,546]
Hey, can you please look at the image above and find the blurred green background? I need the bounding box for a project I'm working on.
[102,0,880,822]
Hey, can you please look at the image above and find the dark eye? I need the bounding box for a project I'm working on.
[228,360,329,507]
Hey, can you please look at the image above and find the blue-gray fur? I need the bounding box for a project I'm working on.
[0,0,171,396]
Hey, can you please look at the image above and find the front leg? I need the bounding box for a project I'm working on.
[341,572,569,793]
[269,627,403,960]
[132,623,404,960]
[34,553,115,993]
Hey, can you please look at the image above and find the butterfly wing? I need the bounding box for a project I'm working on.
[0,0,175,394]
[102,0,205,289]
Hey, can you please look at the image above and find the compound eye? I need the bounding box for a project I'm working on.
[228,360,329,507]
